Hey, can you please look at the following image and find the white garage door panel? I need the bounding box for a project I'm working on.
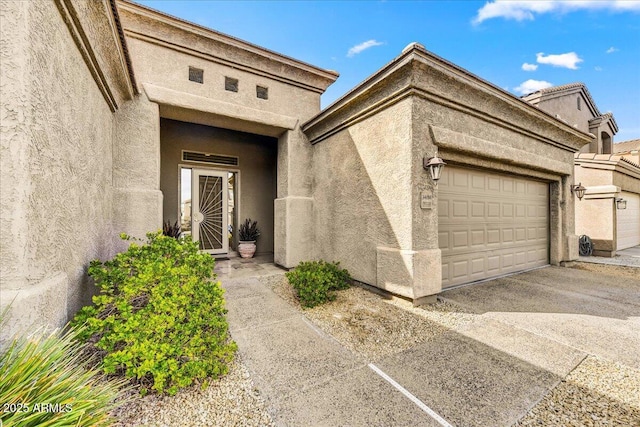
[617,191,640,250]
[439,167,549,288]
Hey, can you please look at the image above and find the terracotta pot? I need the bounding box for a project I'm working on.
[238,241,257,258]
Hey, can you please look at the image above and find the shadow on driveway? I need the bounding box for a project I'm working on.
[440,266,640,369]
[221,267,640,426]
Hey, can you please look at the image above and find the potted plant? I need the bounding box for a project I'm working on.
[238,218,260,258]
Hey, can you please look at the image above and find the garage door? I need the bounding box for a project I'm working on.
[439,166,549,288]
[617,191,640,250]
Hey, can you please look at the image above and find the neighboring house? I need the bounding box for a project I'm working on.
[614,139,640,165]
[1,0,592,343]
[523,84,640,256]
[522,83,618,154]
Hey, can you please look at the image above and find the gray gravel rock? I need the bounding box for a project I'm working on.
[112,354,275,427]
[516,356,640,426]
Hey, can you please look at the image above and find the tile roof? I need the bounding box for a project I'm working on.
[523,82,619,133]
[613,139,640,153]
[534,82,585,94]
[523,82,601,116]
[575,152,640,168]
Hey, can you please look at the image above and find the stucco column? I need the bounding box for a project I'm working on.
[274,126,314,267]
[373,102,440,304]
[552,176,580,263]
[563,176,580,261]
[549,180,562,265]
[112,93,163,250]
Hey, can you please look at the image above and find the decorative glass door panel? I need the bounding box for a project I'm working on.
[191,169,228,255]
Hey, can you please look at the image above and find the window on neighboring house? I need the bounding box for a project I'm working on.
[189,67,203,84]
[577,97,581,110]
[225,77,239,92]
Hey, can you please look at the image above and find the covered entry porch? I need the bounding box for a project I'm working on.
[160,118,278,258]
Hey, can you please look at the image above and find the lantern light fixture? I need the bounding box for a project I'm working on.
[616,198,627,210]
[423,152,446,184]
[571,183,586,201]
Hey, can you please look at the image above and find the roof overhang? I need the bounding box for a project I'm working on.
[589,113,619,135]
[304,43,592,152]
[144,83,297,137]
[575,153,640,179]
[116,0,338,94]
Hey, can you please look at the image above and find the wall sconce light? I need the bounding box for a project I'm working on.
[570,183,586,201]
[423,151,446,184]
[616,198,627,210]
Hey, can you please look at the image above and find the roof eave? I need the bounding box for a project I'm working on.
[116,0,338,92]
[304,44,593,146]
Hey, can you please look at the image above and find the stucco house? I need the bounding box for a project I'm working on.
[613,139,640,165]
[1,0,593,343]
[523,84,640,256]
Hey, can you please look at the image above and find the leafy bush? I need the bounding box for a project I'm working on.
[72,232,237,396]
[238,218,260,241]
[285,261,351,308]
[0,325,128,427]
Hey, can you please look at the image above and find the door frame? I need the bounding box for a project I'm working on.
[178,164,241,256]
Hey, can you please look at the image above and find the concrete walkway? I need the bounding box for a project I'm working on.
[223,276,442,426]
[578,244,640,267]
[222,274,587,427]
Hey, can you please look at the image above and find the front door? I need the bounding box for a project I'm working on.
[191,169,229,255]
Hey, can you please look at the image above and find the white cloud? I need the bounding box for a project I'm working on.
[606,46,618,53]
[347,40,384,57]
[595,66,603,71]
[473,1,640,24]
[522,62,538,71]
[514,79,554,95]
[536,52,583,69]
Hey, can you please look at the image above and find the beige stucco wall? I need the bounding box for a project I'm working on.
[125,38,320,124]
[160,119,277,254]
[575,158,640,194]
[534,93,594,134]
[312,99,414,289]
[112,92,163,253]
[305,45,590,302]
[575,191,616,254]
[117,1,333,125]
[574,158,640,255]
[0,0,133,345]
[526,89,616,154]
[116,1,336,267]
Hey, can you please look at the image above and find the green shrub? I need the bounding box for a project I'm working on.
[72,232,237,396]
[0,325,128,427]
[285,261,351,308]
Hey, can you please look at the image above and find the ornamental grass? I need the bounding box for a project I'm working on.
[0,324,128,427]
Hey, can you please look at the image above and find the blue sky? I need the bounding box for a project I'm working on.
[137,0,640,142]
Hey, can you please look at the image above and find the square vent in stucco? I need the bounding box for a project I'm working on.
[256,85,268,100]
[182,150,239,166]
[225,77,239,92]
[188,67,203,83]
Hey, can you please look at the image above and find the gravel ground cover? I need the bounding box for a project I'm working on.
[565,261,640,280]
[112,353,274,427]
[516,356,640,426]
[270,275,474,360]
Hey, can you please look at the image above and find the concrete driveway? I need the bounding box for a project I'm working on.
[440,265,640,369]
[223,265,639,426]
